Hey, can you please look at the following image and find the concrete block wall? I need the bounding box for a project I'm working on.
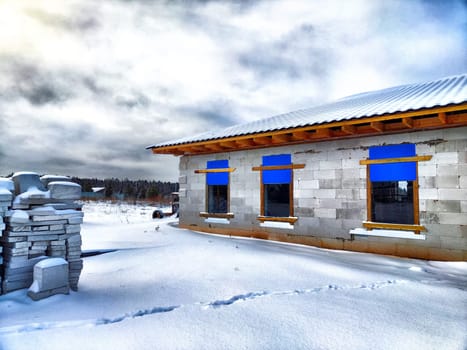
[178,127,467,260]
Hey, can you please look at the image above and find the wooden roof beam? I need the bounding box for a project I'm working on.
[291,131,312,141]
[190,146,208,152]
[438,112,447,124]
[177,146,201,154]
[401,117,414,129]
[271,133,291,143]
[204,143,225,152]
[311,128,331,139]
[370,121,384,132]
[219,141,237,149]
[341,124,356,135]
[172,150,185,156]
[236,138,257,147]
[253,136,272,145]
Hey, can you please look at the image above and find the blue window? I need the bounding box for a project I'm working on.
[368,144,416,224]
[262,154,292,217]
[206,160,229,213]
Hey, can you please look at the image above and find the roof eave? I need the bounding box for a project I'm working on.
[149,104,467,156]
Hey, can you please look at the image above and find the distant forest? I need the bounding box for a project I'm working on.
[71,177,179,203]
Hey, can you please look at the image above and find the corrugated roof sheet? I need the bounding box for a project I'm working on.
[148,73,467,149]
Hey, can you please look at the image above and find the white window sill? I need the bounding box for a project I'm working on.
[260,221,294,230]
[204,217,230,224]
[350,228,426,240]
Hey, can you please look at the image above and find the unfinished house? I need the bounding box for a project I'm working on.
[147,74,467,261]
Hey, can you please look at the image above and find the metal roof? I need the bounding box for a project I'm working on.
[148,73,467,149]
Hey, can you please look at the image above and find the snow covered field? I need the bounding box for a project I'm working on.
[1,201,466,350]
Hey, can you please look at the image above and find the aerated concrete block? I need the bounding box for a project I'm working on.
[12,172,46,195]
[48,182,82,200]
[40,175,71,187]
[27,258,69,300]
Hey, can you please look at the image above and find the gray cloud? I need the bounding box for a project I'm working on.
[0,0,465,181]
[0,59,69,105]
[177,99,239,128]
[25,7,99,33]
[238,23,333,80]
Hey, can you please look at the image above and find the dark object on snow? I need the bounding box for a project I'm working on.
[152,209,164,219]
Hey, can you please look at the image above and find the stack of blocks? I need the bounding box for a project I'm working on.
[27,258,70,301]
[0,178,14,294]
[0,172,83,294]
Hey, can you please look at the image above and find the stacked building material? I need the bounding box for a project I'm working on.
[0,178,14,294]
[28,258,70,301]
[0,172,83,294]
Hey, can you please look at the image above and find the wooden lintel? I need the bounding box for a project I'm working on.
[370,121,384,132]
[257,216,298,224]
[360,155,432,165]
[195,168,236,174]
[438,112,447,124]
[363,221,426,232]
[199,212,235,219]
[401,117,413,129]
[252,164,305,171]
[341,124,356,135]
[253,136,272,145]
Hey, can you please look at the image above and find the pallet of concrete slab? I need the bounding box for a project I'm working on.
[11,172,82,210]
[0,178,13,216]
[66,234,83,291]
[5,208,84,239]
[0,239,3,294]
[2,207,84,292]
[1,256,49,293]
[0,178,11,294]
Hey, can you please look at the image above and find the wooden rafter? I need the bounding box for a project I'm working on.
[401,117,413,129]
[219,141,237,148]
[236,139,257,147]
[291,131,312,141]
[370,121,384,132]
[438,112,447,124]
[311,128,331,139]
[272,133,291,143]
[341,124,356,135]
[204,144,225,152]
[253,136,272,145]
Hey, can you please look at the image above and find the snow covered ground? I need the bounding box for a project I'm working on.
[1,201,466,350]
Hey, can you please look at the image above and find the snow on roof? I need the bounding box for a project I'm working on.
[92,187,105,193]
[147,73,467,149]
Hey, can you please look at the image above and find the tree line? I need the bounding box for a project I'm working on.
[71,177,179,202]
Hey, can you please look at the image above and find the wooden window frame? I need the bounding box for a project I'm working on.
[205,184,230,216]
[194,166,236,219]
[360,155,432,234]
[252,163,305,224]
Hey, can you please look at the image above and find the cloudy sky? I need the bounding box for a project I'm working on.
[0,0,465,181]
